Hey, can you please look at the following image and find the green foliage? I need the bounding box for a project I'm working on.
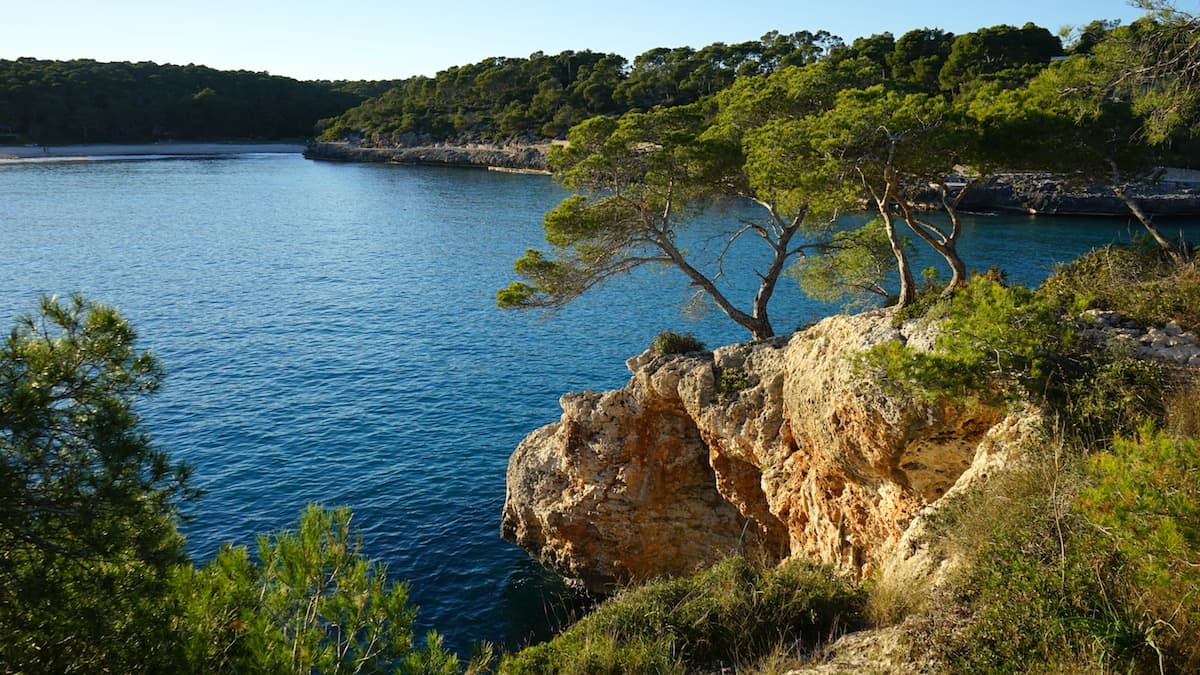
[1094,6,1200,144]
[650,331,706,356]
[865,278,1071,404]
[1062,355,1167,447]
[1040,243,1200,331]
[0,294,193,673]
[175,504,458,675]
[499,100,803,340]
[791,219,898,308]
[715,367,750,395]
[917,452,1157,674]
[0,298,458,673]
[888,28,956,92]
[0,58,365,143]
[938,23,1063,95]
[923,425,1200,673]
[865,270,1174,445]
[1078,427,1200,670]
[499,556,865,674]
[322,32,847,144]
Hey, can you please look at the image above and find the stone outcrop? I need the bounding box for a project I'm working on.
[954,169,1200,216]
[303,141,549,172]
[501,310,1045,592]
[1080,309,1200,366]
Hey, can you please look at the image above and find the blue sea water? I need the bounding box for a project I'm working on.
[0,152,1195,653]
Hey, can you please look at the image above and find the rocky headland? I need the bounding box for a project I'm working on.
[956,168,1200,216]
[501,310,1041,595]
[305,140,1200,216]
[501,306,1200,597]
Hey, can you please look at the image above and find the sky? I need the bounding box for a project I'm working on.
[1,0,1159,82]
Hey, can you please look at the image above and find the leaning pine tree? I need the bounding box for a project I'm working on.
[497,99,846,340]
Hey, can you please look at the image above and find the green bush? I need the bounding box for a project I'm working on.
[715,366,750,395]
[917,452,1156,674]
[500,556,865,674]
[0,295,192,674]
[650,331,706,356]
[864,275,1169,444]
[864,277,1073,405]
[175,504,459,675]
[1078,427,1200,671]
[1040,243,1200,331]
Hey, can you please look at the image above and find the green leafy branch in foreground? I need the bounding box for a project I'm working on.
[175,504,462,675]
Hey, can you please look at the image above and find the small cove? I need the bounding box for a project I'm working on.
[1,152,1195,652]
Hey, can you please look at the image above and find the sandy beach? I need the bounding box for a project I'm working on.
[0,142,305,162]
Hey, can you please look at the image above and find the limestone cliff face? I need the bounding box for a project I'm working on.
[502,310,1043,592]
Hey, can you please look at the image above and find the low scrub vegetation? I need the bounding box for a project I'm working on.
[852,244,1200,673]
[650,330,707,356]
[1040,242,1200,331]
[499,556,866,674]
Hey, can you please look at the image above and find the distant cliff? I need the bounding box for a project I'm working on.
[303,141,549,172]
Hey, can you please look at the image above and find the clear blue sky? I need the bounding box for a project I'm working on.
[2,0,1156,81]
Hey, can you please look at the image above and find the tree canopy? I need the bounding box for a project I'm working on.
[496,13,1194,329]
[0,58,376,143]
[319,31,848,145]
[0,295,191,671]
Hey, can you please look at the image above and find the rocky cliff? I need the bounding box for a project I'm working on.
[501,310,1044,592]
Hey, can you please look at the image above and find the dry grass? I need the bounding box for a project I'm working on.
[1166,375,1200,438]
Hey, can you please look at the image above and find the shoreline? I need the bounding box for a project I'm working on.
[304,141,550,173]
[0,142,306,162]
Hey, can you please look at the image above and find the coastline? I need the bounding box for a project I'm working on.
[0,142,306,162]
[304,141,551,174]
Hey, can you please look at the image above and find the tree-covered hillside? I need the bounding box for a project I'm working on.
[0,59,390,144]
[319,22,1083,145]
[317,30,847,143]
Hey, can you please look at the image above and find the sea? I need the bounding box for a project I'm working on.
[0,151,1194,654]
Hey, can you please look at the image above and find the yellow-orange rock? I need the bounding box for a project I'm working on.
[501,309,1041,591]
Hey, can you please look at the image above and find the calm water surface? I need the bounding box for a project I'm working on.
[1,153,1195,652]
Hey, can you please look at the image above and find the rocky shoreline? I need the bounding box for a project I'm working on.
[306,140,1200,216]
[303,141,551,173]
[957,168,1200,216]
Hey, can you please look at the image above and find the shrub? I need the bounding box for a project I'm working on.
[1040,243,1200,331]
[175,504,459,675]
[917,450,1155,674]
[1166,376,1200,438]
[715,366,750,395]
[863,277,1072,406]
[650,331,706,356]
[864,275,1169,444]
[499,556,865,674]
[1078,427,1200,671]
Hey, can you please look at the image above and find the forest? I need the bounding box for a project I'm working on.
[0,58,398,143]
[0,21,1104,147]
[316,21,1107,145]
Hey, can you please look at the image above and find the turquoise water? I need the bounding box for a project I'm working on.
[0,153,1195,652]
